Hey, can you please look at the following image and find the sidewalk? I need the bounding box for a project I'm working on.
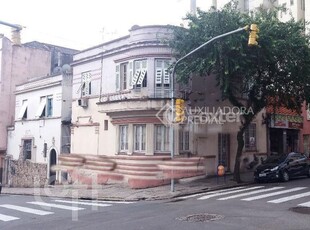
[0,172,254,201]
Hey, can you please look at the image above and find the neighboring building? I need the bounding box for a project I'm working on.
[213,0,307,23]
[6,71,73,187]
[0,36,51,183]
[0,35,78,186]
[300,103,310,156]
[189,75,267,172]
[212,0,310,156]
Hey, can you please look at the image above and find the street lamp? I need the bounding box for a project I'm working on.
[169,25,250,192]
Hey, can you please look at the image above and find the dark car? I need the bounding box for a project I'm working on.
[254,152,310,183]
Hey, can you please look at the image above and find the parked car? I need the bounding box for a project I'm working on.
[254,152,310,183]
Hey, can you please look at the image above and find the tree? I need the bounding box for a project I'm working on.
[168,0,310,183]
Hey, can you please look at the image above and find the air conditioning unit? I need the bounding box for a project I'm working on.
[78,98,88,108]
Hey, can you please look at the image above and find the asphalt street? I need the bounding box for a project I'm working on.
[0,177,309,230]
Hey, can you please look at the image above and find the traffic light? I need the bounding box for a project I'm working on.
[175,98,185,123]
[248,24,259,46]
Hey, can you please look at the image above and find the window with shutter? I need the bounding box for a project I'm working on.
[245,123,257,151]
[18,100,28,119]
[120,63,128,91]
[115,64,120,91]
[155,59,172,97]
[154,125,170,152]
[81,72,92,96]
[128,61,133,89]
[119,125,128,152]
[134,59,147,88]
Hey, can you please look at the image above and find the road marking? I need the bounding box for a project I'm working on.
[242,187,307,201]
[298,201,310,208]
[180,187,246,199]
[217,187,284,201]
[95,200,136,204]
[0,204,54,216]
[27,202,84,211]
[54,200,112,207]
[268,191,310,204]
[0,213,19,222]
[198,186,265,200]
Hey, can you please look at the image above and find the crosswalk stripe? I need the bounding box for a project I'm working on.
[0,204,54,216]
[242,187,307,201]
[217,187,284,201]
[85,200,135,204]
[298,201,310,208]
[198,186,265,200]
[54,200,112,207]
[27,202,85,211]
[0,214,19,222]
[268,191,310,204]
[180,187,246,199]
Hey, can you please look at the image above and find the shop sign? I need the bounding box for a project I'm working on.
[270,114,303,129]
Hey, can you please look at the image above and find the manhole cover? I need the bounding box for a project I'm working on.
[289,207,310,215]
[177,213,224,222]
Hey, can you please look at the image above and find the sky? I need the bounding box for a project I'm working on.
[0,0,219,51]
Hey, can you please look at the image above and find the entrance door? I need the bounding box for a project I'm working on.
[286,129,299,153]
[49,149,57,185]
[218,133,230,171]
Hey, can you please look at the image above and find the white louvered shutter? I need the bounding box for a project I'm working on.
[115,64,120,91]
[155,69,162,84]
[163,69,170,84]
[132,70,141,85]
[128,61,133,89]
[137,69,147,85]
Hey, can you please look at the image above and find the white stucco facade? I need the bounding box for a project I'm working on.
[7,73,72,184]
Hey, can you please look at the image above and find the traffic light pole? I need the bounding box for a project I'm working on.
[169,25,249,192]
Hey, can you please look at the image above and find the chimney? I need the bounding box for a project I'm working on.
[11,28,21,45]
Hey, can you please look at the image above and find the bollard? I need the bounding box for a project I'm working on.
[217,164,226,184]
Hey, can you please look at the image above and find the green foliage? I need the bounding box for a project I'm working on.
[169,0,310,118]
